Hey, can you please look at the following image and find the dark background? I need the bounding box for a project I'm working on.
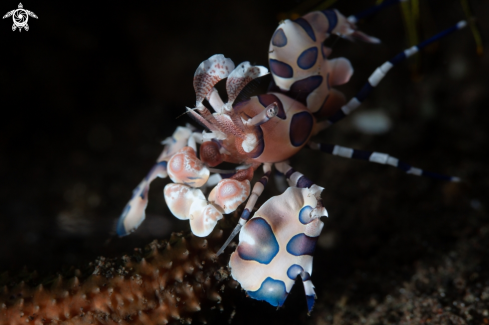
[0,0,488,324]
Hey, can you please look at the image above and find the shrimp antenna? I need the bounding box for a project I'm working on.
[175,107,199,119]
[316,20,468,132]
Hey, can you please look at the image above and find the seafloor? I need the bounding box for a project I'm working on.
[1,0,488,324]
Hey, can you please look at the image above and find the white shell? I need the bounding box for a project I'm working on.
[188,200,223,237]
[167,147,210,187]
[229,186,327,311]
[164,183,206,220]
[164,183,223,237]
[208,179,250,214]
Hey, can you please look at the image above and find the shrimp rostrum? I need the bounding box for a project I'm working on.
[116,2,466,313]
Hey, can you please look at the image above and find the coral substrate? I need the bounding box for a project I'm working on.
[0,229,233,325]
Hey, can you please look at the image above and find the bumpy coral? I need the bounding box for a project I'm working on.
[0,229,232,324]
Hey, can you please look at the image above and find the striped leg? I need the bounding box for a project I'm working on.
[274,161,328,217]
[117,126,196,236]
[274,162,314,189]
[309,142,460,182]
[315,20,468,132]
[216,163,272,256]
[116,161,168,236]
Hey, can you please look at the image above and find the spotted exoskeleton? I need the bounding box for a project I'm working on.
[117,0,465,312]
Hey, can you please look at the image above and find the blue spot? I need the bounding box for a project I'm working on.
[238,218,279,264]
[269,59,293,78]
[306,295,315,312]
[247,277,288,307]
[240,209,251,221]
[257,94,286,119]
[297,47,318,70]
[116,204,131,236]
[299,206,314,224]
[289,111,313,147]
[272,28,287,47]
[286,233,318,256]
[287,264,304,280]
[321,10,338,33]
[293,18,316,42]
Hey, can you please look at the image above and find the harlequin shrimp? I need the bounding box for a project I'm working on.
[116,0,467,313]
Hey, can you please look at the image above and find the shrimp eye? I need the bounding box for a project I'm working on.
[200,141,223,167]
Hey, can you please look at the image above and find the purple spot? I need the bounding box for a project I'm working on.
[237,217,279,264]
[297,176,313,189]
[289,75,323,105]
[269,59,293,79]
[247,277,288,307]
[287,264,304,280]
[286,233,318,256]
[297,47,318,70]
[289,111,313,147]
[293,18,316,42]
[257,94,286,119]
[321,10,338,33]
[272,28,287,47]
[269,76,323,107]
